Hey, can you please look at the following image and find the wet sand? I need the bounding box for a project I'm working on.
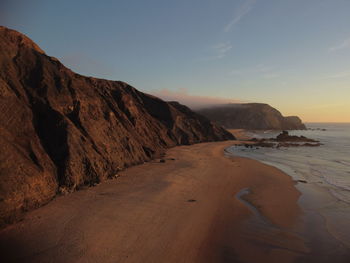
[0,141,306,263]
[228,129,350,262]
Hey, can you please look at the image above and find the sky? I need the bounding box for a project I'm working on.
[1,0,350,122]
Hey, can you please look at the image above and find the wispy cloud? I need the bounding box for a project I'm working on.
[213,42,233,58]
[327,71,350,79]
[329,38,350,52]
[254,64,273,73]
[202,41,232,61]
[262,73,280,79]
[229,64,280,79]
[230,69,242,75]
[202,0,256,61]
[224,0,256,32]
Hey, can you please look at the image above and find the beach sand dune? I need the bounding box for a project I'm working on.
[0,141,305,263]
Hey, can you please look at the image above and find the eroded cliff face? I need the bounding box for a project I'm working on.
[197,103,306,130]
[0,26,234,226]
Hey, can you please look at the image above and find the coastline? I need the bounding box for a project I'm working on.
[0,141,305,263]
[227,128,350,262]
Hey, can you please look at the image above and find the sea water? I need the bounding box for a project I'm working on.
[226,123,350,254]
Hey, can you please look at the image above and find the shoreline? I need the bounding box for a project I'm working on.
[0,141,306,262]
[227,128,350,262]
[228,155,350,263]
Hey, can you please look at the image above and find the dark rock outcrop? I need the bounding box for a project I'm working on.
[197,103,306,130]
[0,26,234,226]
[236,131,321,149]
[274,131,318,142]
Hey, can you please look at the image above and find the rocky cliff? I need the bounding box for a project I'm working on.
[0,26,234,226]
[197,103,306,130]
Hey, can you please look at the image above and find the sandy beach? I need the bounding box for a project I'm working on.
[228,129,253,141]
[0,141,306,263]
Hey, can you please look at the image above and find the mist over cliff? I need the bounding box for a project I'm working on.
[150,89,242,109]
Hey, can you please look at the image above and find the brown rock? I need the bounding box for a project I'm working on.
[0,26,235,226]
[197,103,306,130]
[275,131,319,142]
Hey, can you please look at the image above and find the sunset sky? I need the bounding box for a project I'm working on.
[1,0,349,122]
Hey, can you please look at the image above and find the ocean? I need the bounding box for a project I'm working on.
[226,123,350,259]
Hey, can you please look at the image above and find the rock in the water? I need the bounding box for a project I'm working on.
[275,131,318,142]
